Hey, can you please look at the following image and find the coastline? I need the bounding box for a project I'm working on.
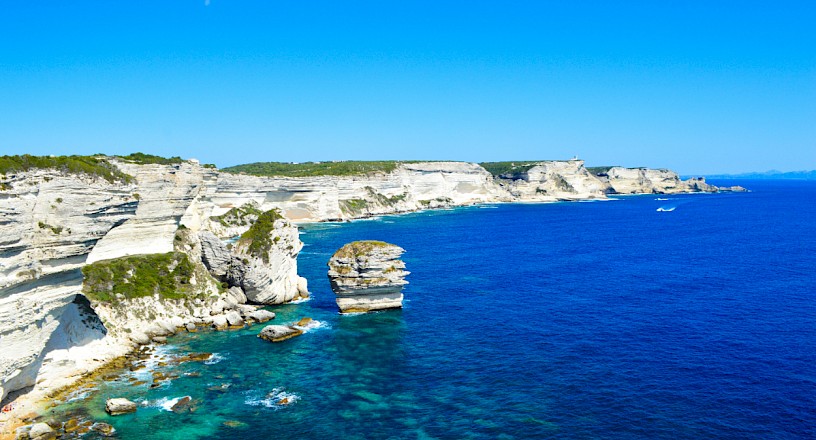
[0,159,748,438]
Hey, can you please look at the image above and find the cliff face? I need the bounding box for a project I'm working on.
[0,157,741,404]
[0,170,138,404]
[499,159,611,200]
[200,161,510,222]
[601,167,719,194]
[0,162,303,404]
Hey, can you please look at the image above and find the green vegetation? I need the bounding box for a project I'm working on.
[332,240,391,259]
[211,202,263,227]
[0,155,132,183]
[238,208,285,262]
[552,175,575,192]
[339,198,369,215]
[222,161,421,177]
[366,187,407,206]
[82,252,196,302]
[116,152,184,165]
[586,166,615,176]
[202,163,218,169]
[479,161,543,178]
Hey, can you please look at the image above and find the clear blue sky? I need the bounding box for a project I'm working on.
[1,1,814,174]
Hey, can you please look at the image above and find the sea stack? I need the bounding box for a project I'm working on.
[327,241,409,313]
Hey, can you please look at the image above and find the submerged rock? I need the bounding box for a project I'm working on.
[105,398,137,415]
[170,396,196,413]
[327,241,409,313]
[90,422,115,436]
[258,325,303,342]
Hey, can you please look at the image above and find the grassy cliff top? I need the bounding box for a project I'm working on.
[222,161,426,177]
[115,152,184,165]
[331,240,396,259]
[238,208,286,262]
[81,252,196,302]
[479,161,546,177]
[0,154,133,183]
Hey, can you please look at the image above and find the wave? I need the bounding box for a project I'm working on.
[204,353,225,365]
[141,395,191,412]
[244,388,300,409]
[656,207,676,212]
[289,296,312,304]
[293,319,330,333]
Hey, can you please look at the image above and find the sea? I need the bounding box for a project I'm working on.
[47,180,816,439]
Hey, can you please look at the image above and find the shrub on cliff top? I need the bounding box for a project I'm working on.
[82,252,195,302]
[332,240,391,259]
[0,154,132,183]
[116,152,184,165]
[238,208,285,262]
[211,202,263,227]
[222,161,421,177]
[479,161,543,178]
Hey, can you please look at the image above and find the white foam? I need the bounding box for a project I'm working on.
[244,388,300,409]
[293,319,330,333]
[140,395,190,411]
[656,207,676,212]
[289,296,312,304]
[66,390,92,402]
[204,353,225,365]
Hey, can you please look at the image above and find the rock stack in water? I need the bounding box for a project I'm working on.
[327,241,409,313]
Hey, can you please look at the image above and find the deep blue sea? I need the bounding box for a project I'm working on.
[56,180,816,439]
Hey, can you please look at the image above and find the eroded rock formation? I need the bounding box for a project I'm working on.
[327,241,409,313]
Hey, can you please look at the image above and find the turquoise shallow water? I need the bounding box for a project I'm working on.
[48,180,816,439]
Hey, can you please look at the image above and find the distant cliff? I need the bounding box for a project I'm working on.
[0,155,744,404]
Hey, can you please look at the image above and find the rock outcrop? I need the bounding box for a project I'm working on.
[327,241,409,313]
[257,325,303,342]
[105,398,137,415]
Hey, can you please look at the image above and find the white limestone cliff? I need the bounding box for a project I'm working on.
[499,159,611,201]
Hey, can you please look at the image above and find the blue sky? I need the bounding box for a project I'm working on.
[0,1,813,174]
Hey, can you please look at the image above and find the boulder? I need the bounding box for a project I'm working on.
[105,398,137,415]
[225,311,244,327]
[327,241,409,313]
[20,423,56,440]
[258,325,303,343]
[211,315,228,330]
[227,286,247,304]
[247,310,276,323]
